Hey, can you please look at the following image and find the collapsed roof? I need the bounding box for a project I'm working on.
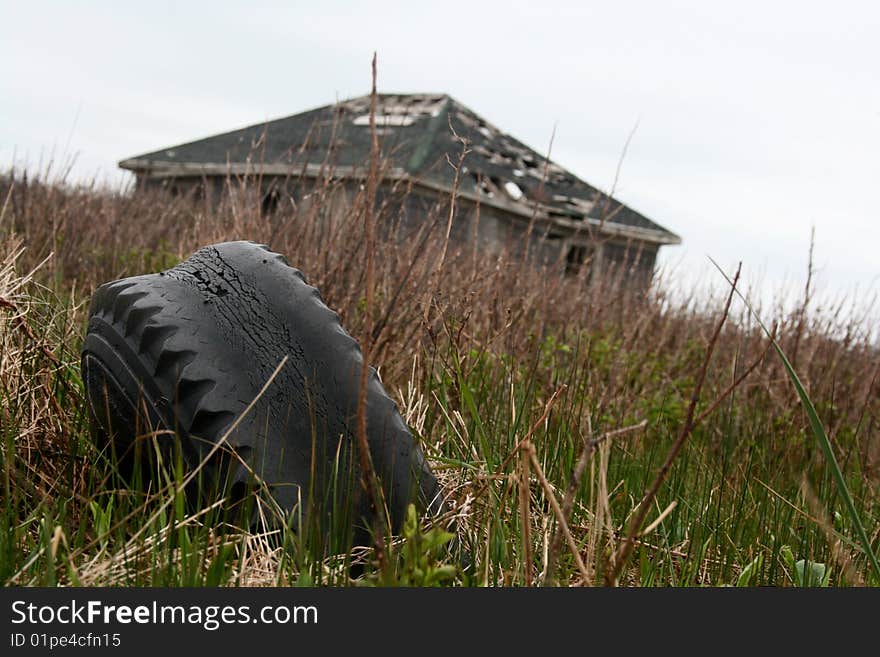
[120,93,680,245]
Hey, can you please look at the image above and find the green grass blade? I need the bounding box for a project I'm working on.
[768,340,880,580]
[711,258,880,582]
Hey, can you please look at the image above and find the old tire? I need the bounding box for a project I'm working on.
[81,240,441,545]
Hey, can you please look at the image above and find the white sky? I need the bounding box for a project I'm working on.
[2,1,879,314]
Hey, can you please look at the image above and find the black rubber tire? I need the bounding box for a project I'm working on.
[81,241,441,545]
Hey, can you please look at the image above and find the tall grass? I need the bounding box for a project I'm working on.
[1,159,878,586]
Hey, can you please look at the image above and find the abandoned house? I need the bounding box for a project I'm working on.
[119,93,680,282]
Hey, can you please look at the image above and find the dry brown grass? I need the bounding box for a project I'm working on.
[2,158,879,586]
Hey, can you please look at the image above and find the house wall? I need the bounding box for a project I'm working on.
[378,182,658,285]
[134,172,658,288]
[379,183,565,267]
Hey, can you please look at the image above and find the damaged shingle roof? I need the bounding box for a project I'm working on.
[120,93,680,244]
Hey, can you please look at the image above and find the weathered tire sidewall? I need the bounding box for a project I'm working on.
[82,240,440,544]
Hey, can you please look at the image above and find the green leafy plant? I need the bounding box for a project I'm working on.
[780,546,830,587]
[385,504,457,587]
[736,553,764,587]
[88,498,114,553]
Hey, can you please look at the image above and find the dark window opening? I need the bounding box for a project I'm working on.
[565,244,590,276]
[262,189,280,216]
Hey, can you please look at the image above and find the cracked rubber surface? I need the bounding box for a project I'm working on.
[82,240,441,543]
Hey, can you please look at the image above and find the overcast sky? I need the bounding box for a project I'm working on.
[2,1,879,315]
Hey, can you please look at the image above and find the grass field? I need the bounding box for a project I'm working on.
[1,161,878,587]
